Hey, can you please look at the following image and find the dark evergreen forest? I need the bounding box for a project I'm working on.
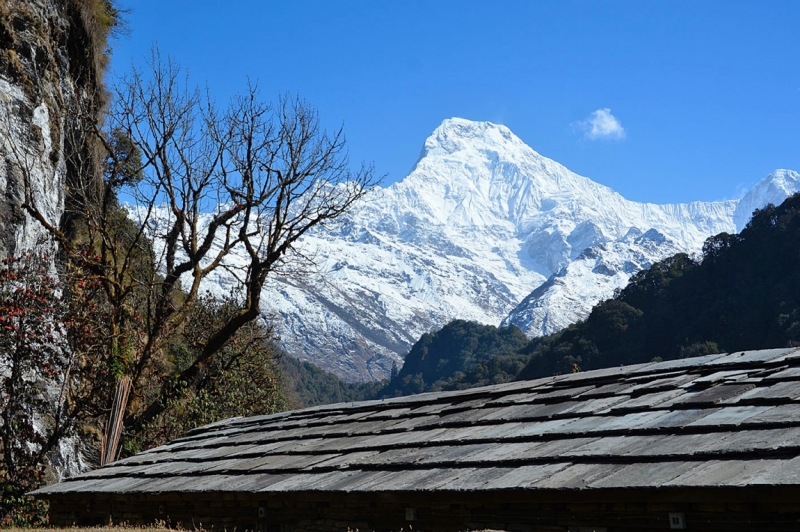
[377,320,532,397]
[278,355,384,407]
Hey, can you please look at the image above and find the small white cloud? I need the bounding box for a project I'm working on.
[576,108,625,140]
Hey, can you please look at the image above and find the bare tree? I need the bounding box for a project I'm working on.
[15,50,378,437]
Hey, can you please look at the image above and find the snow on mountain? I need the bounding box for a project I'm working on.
[180,118,798,382]
[734,169,800,231]
[502,167,800,338]
[500,229,685,336]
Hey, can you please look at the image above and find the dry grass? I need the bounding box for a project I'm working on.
[3,527,177,532]
[0,524,503,532]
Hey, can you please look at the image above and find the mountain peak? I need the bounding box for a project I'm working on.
[734,169,800,231]
[762,169,800,190]
[420,118,524,159]
[435,117,512,137]
[242,118,800,382]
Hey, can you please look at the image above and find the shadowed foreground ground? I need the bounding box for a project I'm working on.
[7,524,176,532]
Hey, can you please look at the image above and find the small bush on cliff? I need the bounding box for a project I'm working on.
[0,253,64,525]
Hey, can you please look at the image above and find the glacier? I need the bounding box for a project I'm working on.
[197,118,798,382]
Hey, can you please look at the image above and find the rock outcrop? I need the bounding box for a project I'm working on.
[0,0,108,257]
[0,0,110,479]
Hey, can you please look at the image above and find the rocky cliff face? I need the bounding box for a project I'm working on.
[0,0,106,258]
[0,0,108,478]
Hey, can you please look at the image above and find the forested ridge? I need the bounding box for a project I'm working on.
[279,355,384,407]
[283,320,536,401]
[377,320,532,396]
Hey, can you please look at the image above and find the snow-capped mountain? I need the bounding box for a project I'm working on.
[501,168,800,337]
[500,229,685,336]
[226,117,800,383]
[733,169,800,232]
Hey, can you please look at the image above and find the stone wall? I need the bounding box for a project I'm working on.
[44,487,800,532]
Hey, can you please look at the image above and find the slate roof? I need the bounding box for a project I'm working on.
[34,347,800,497]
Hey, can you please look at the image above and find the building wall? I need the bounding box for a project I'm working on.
[45,487,800,532]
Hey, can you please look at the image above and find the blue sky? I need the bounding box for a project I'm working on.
[109,1,800,204]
